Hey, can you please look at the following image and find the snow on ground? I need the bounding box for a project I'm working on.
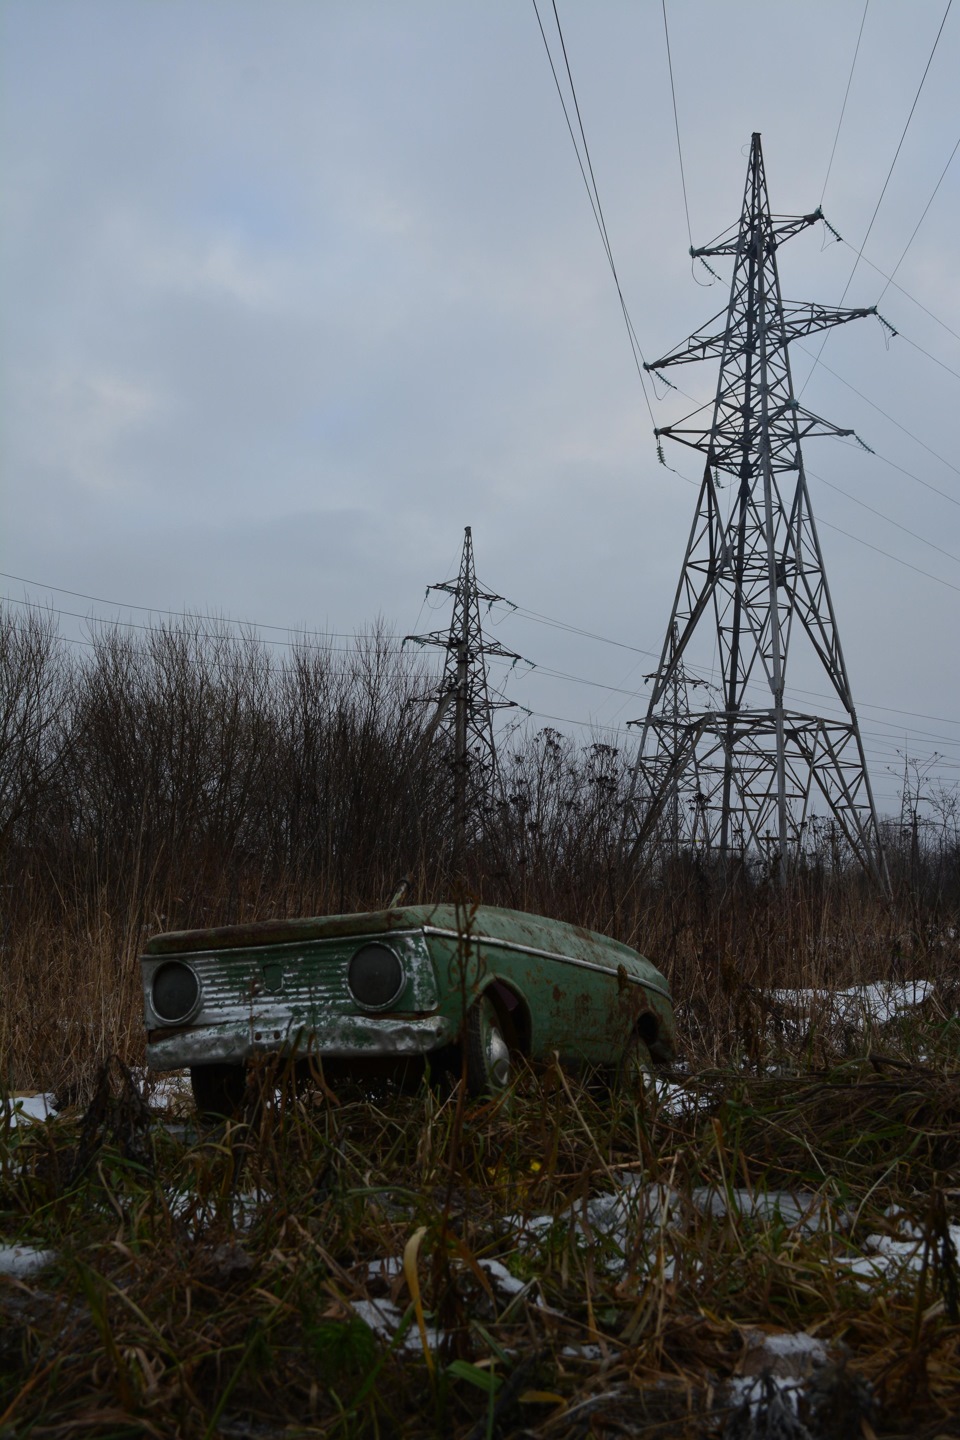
[164,1186,266,1235]
[3,1093,56,1127]
[0,1244,57,1278]
[503,1171,958,1301]
[690,1187,839,1236]
[837,1207,960,1287]
[727,1327,830,1419]
[770,979,933,1027]
[349,1296,445,1356]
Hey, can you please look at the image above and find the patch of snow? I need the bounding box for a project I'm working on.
[771,979,932,1027]
[560,1343,605,1360]
[836,1212,960,1287]
[478,1257,527,1297]
[691,1187,839,1235]
[0,1244,57,1278]
[164,1187,266,1234]
[349,1296,444,1355]
[761,1332,828,1363]
[364,1256,403,1281]
[146,1074,193,1109]
[726,1370,806,1424]
[504,1181,681,1281]
[3,1094,56,1127]
[650,1078,699,1116]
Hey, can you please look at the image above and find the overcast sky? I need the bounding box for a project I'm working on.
[2,0,959,818]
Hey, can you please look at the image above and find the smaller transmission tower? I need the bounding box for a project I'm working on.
[405,527,522,857]
[628,624,714,857]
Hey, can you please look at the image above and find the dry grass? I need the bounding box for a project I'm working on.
[3,989,960,1439]
[3,605,960,1434]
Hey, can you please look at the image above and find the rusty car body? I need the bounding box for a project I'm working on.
[140,904,676,1112]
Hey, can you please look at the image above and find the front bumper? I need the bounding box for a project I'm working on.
[146,1011,458,1070]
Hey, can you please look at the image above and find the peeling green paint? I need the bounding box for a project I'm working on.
[140,905,676,1074]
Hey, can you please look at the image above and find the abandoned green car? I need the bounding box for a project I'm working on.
[140,904,676,1112]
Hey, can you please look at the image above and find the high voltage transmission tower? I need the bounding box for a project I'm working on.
[405,527,523,858]
[631,623,715,858]
[626,133,886,883]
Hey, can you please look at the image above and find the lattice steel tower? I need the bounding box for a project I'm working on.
[627,134,885,881]
[405,527,521,852]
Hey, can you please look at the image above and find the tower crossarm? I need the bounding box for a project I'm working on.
[691,208,823,258]
[779,301,876,343]
[404,630,522,667]
[647,302,875,372]
[652,406,855,474]
[427,579,507,609]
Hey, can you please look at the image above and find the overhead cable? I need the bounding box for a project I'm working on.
[816,517,960,595]
[795,341,960,479]
[878,131,960,305]
[531,0,658,430]
[840,240,960,347]
[887,321,960,384]
[660,0,694,252]
[801,0,953,395]
[6,570,960,736]
[820,0,871,207]
[807,468,960,568]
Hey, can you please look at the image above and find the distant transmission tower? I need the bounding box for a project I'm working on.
[626,133,886,882]
[405,527,522,857]
[629,623,714,857]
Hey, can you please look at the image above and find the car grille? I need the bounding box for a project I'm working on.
[194,953,349,1010]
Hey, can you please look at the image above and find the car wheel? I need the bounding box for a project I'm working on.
[613,1036,656,1088]
[465,994,513,1096]
[190,1063,246,1117]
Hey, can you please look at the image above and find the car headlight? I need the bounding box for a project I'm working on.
[151,961,201,1023]
[347,944,405,1010]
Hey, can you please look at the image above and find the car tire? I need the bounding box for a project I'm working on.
[465,994,513,1096]
[190,1063,246,1117]
[618,1036,654,1093]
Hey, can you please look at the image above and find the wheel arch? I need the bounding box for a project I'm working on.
[481,977,531,1055]
[633,1005,675,1064]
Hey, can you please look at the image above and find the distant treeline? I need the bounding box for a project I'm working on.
[2,603,959,936]
[0,604,647,932]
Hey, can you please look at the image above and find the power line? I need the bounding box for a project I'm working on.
[878,130,960,305]
[503,659,957,757]
[0,569,385,643]
[0,592,408,656]
[487,648,960,751]
[660,0,693,252]
[887,322,960,384]
[492,602,960,734]
[8,590,960,789]
[820,0,870,207]
[807,468,960,569]
[840,239,960,347]
[835,440,960,512]
[796,341,960,479]
[495,600,662,660]
[801,0,953,396]
[835,0,951,300]
[7,569,960,739]
[816,516,960,595]
[531,0,658,430]
[4,592,956,784]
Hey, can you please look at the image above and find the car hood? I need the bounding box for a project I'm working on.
[143,904,671,998]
